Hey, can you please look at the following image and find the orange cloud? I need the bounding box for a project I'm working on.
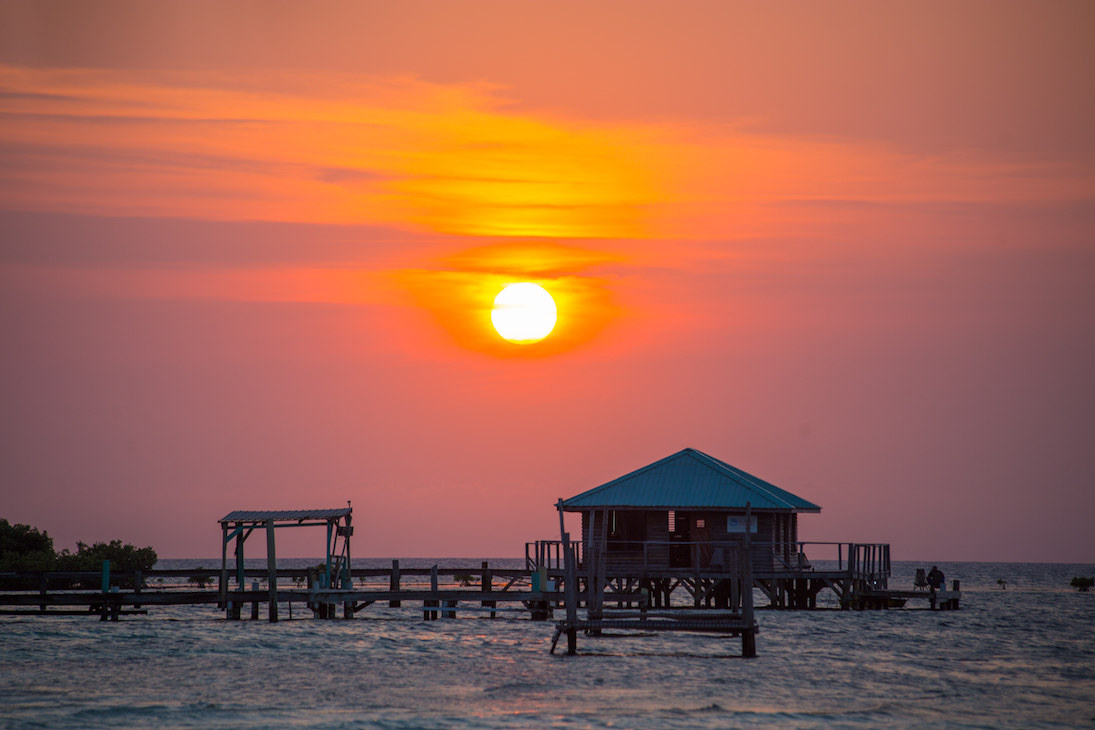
[0,263,392,306]
[0,65,660,238]
[2,64,1088,245]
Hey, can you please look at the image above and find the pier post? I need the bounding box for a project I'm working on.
[390,560,401,608]
[251,580,260,620]
[424,565,439,620]
[741,503,757,658]
[481,561,496,618]
[563,534,578,656]
[266,519,278,622]
[98,560,110,621]
[220,522,228,613]
[307,567,318,618]
[431,565,439,620]
[343,511,353,619]
[234,525,245,620]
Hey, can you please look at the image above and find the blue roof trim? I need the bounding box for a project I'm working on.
[561,448,821,512]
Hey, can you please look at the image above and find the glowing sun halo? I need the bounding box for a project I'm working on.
[491,283,558,343]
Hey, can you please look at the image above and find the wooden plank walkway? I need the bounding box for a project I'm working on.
[0,587,598,612]
[0,562,649,621]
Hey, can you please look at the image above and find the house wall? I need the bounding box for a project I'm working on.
[576,508,805,573]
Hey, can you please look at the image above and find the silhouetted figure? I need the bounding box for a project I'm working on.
[927,566,945,590]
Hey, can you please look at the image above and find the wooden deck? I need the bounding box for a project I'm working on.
[529,540,959,612]
[0,550,960,623]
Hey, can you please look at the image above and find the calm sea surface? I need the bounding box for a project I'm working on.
[2,560,1093,729]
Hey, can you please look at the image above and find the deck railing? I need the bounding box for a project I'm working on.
[526,539,891,583]
[526,540,578,571]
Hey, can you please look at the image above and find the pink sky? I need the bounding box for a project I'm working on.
[1,1,1093,561]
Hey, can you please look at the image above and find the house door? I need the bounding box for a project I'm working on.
[669,510,691,568]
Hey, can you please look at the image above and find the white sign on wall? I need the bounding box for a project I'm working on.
[726,515,758,533]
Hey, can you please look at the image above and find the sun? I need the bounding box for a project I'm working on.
[491,283,558,343]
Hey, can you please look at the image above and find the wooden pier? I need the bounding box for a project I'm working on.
[0,562,633,622]
[2,475,959,653]
[853,582,961,611]
[0,552,958,623]
[526,539,959,613]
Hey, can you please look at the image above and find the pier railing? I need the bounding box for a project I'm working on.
[526,540,581,571]
[526,539,891,584]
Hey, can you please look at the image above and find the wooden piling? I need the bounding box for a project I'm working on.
[265,520,278,622]
[424,566,439,620]
[390,560,401,607]
[343,511,353,619]
[98,560,110,622]
[219,522,228,613]
[564,535,578,655]
[234,523,245,619]
[481,561,495,618]
[741,502,757,658]
[133,570,142,610]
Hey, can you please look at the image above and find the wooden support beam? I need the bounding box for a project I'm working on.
[390,560,401,607]
[741,502,757,658]
[481,561,495,618]
[424,566,439,620]
[219,523,228,613]
[266,520,278,623]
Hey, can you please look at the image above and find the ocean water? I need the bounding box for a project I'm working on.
[1,560,1093,729]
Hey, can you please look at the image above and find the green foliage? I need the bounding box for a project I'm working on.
[454,573,477,586]
[54,540,158,573]
[0,518,56,571]
[188,570,211,589]
[0,519,157,589]
[1071,576,1094,592]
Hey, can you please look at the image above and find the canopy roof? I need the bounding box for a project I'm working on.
[219,508,351,523]
[561,448,821,513]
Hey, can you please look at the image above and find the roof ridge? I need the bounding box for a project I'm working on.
[692,450,799,509]
[569,448,695,501]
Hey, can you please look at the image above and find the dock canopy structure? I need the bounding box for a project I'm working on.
[218,507,353,621]
[560,448,820,573]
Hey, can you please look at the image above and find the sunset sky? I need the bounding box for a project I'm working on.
[2,1,1092,562]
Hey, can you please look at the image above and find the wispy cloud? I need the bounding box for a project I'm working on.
[3,64,1087,243]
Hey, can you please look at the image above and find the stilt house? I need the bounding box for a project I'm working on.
[560,448,821,573]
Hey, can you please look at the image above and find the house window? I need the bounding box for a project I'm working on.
[607,510,646,551]
[667,510,676,533]
[727,514,758,533]
[696,518,705,529]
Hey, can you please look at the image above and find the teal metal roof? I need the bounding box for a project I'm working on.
[220,508,351,523]
[561,448,821,513]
